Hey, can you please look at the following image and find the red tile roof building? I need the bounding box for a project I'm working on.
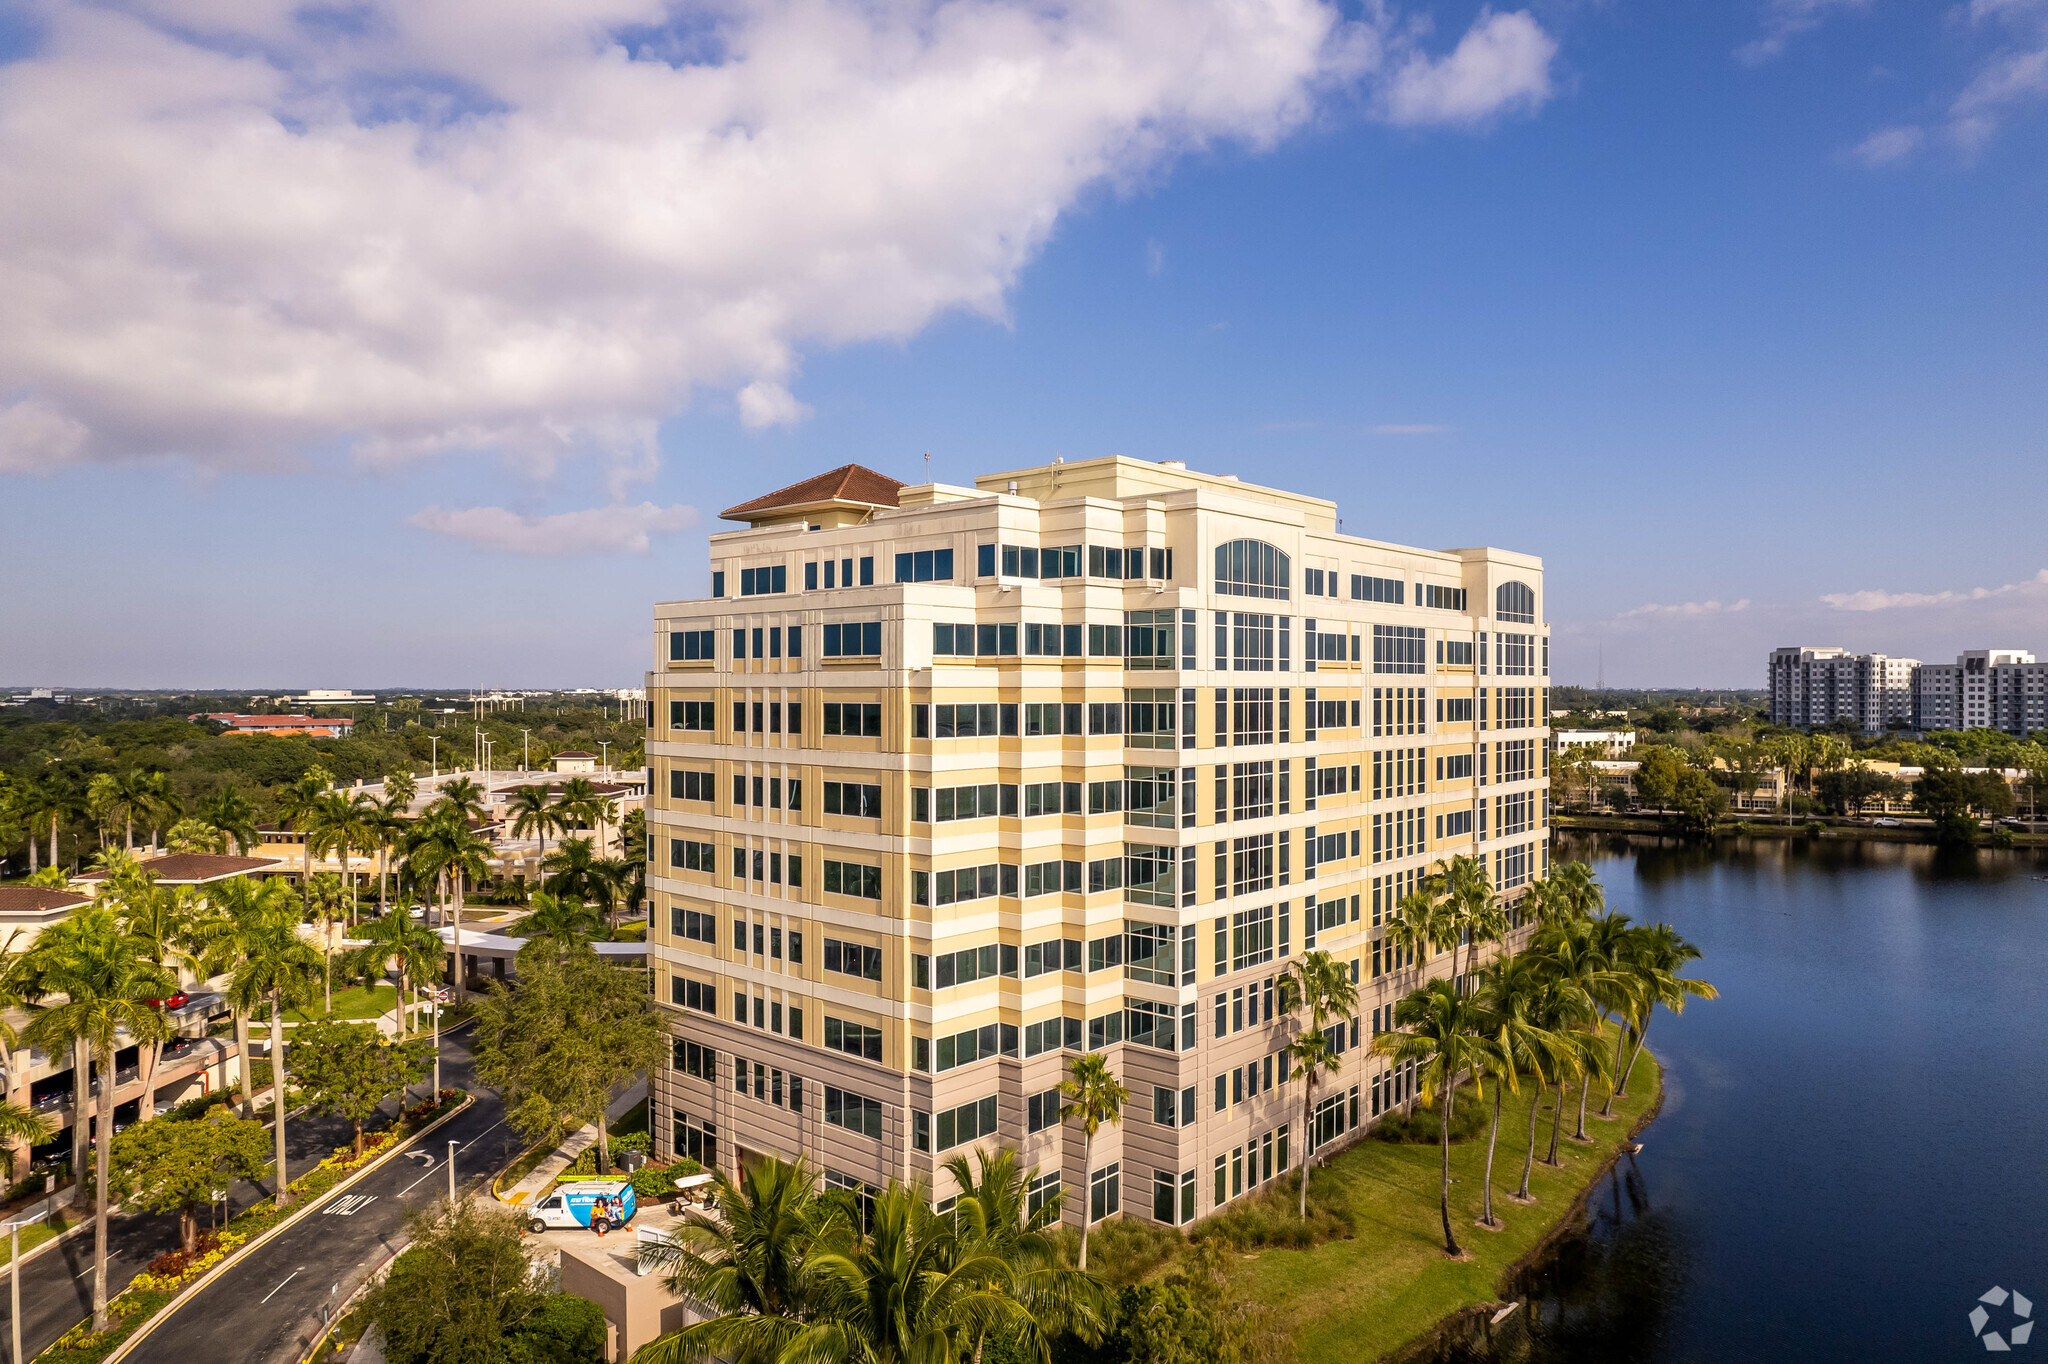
[195,713,355,738]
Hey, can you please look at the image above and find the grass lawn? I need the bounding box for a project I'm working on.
[284,983,401,1023]
[1226,1045,1663,1364]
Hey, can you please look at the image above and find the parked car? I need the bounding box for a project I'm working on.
[1872,818,1902,827]
[143,991,190,1010]
[527,1180,637,1235]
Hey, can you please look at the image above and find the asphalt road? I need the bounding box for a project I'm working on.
[124,1025,523,1364]
[2,1104,359,1361]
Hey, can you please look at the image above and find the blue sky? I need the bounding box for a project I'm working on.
[2,0,2044,689]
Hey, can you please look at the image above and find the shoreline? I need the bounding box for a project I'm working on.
[1554,814,2048,847]
[1381,1063,1668,1364]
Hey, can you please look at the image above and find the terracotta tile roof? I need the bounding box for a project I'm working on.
[720,464,904,522]
[75,853,283,884]
[0,886,89,915]
[552,750,595,758]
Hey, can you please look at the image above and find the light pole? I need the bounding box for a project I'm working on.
[9,1210,50,1364]
[447,1140,459,1204]
[430,736,439,779]
[598,741,610,775]
[521,729,531,773]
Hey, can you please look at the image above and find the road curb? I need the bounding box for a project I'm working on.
[91,1094,476,1364]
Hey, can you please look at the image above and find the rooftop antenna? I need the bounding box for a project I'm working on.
[923,451,930,480]
[1598,644,1605,692]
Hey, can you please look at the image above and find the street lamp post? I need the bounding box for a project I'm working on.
[447,1140,459,1204]
[598,741,610,775]
[9,1210,51,1364]
[521,729,530,773]
[430,736,438,779]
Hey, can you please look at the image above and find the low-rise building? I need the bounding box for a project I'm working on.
[194,712,356,738]
[1556,729,1636,758]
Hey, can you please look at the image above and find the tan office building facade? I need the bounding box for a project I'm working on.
[645,456,1549,1227]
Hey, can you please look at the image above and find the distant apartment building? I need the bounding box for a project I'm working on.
[1768,648,1918,733]
[645,456,1550,1230]
[1556,729,1636,758]
[1770,646,2045,736]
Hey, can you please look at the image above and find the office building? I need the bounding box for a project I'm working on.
[645,456,1549,1227]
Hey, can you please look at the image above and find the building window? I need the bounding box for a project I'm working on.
[739,565,788,596]
[668,630,715,661]
[1372,625,1426,674]
[1350,575,1403,605]
[1496,581,1536,623]
[822,622,882,657]
[894,548,955,583]
[1089,1163,1121,1222]
[1215,540,1291,600]
[823,860,882,899]
[823,1087,883,1138]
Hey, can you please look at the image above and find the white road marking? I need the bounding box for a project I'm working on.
[322,1195,378,1216]
[260,1269,302,1303]
[398,1160,440,1196]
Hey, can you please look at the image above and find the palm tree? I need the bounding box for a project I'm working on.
[383,769,418,811]
[639,1154,847,1362]
[86,770,151,852]
[405,809,491,1004]
[1279,947,1359,1218]
[137,770,181,849]
[505,783,558,863]
[308,790,375,927]
[1388,882,1460,987]
[943,1147,1107,1364]
[201,787,260,856]
[1530,916,1629,1145]
[24,906,174,1331]
[1370,978,1493,1257]
[1471,954,1568,1227]
[345,909,444,1043]
[17,772,82,874]
[1610,923,1716,1106]
[112,876,204,1124]
[540,836,606,904]
[226,880,322,1208]
[431,775,488,829]
[1513,972,1598,1199]
[1057,1053,1127,1271]
[552,777,598,846]
[305,872,350,1014]
[366,796,410,920]
[0,930,55,1178]
[275,767,334,912]
[512,890,602,954]
[1549,860,1605,922]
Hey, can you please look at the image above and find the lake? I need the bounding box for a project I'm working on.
[1490,833,2048,1364]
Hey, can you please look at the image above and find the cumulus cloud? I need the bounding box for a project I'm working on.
[1820,570,2048,612]
[0,0,1562,485]
[1384,10,1556,126]
[408,502,701,556]
[1616,599,1751,619]
[1736,0,1869,66]
[1844,0,2048,160]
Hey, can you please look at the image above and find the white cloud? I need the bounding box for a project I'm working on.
[1145,239,1167,277]
[1849,125,1924,166]
[735,381,812,431]
[1384,10,1556,126]
[1616,599,1751,619]
[1735,0,1869,66]
[1820,569,2048,612]
[0,400,91,474]
[408,502,701,556]
[1372,422,1451,435]
[0,0,1561,485]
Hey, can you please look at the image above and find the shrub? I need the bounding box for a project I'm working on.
[160,1091,235,1124]
[1369,1095,1487,1145]
[1193,1174,1354,1252]
[1057,1215,1186,1288]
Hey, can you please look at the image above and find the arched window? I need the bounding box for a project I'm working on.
[1214,539,1291,600]
[1495,581,1536,624]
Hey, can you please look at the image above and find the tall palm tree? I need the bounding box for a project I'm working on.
[1609,923,1716,1107]
[431,775,488,829]
[1371,978,1493,1257]
[86,770,151,852]
[226,880,322,1208]
[1531,916,1629,1145]
[1388,882,1460,987]
[1513,971,1598,1199]
[540,836,605,904]
[1549,860,1605,922]
[18,772,82,874]
[405,809,492,1004]
[201,787,260,857]
[552,777,598,846]
[0,930,54,1179]
[1057,1053,1127,1271]
[366,795,410,920]
[137,770,181,849]
[345,909,444,1043]
[383,769,418,811]
[275,767,334,912]
[305,872,350,1015]
[24,906,174,1331]
[112,877,204,1124]
[1279,947,1360,1218]
[307,790,375,927]
[1472,954,1568,1227]
[505,784,558,863]
[188,877,266,1119]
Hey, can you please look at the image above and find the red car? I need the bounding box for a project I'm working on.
[143,992,190,1010]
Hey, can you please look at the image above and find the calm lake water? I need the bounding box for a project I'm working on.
[1490,833,2048,1364]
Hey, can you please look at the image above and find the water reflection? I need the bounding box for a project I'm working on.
[1452,833,2048,1364]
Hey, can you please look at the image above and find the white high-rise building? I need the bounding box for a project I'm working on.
[1914,650,2043,735]
[1768,647,1918,733]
